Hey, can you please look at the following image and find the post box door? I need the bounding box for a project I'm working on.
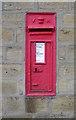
[26,12,56,96]
[31,42,52,92]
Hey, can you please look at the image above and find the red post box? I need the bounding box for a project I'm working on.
[26,12,56,96]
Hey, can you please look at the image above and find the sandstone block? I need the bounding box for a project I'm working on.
[0,64,2,78]
[0,81,2,96]
[2,28,13,44]
[59,63,74,78]
[67,45,75,61]
[6,47,23,62]
[0,29,2,46]
[51,96,74,113]
[58,45,66,60]
[39,2,68,10]
[58,80,69,94]
[58,79,74,95]
[14,2,34,10]
[3,97,25,115]
[3,2,34,10]
[18,80,23,95]
[0,97,2,115]
[2,13,24,26]
[1,64,22,78]
[2,2,15,10]
[25,98,48,113]
[2,80,17,95]
[68,80,74,94]
[59,28,74,41]
[63,14,74,25]
[16,28,24,43]
[0,47,2,60]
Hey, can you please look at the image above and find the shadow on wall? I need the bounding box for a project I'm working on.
[25,98,38,113]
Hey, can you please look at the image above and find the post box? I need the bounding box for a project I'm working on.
[26,12,56,96]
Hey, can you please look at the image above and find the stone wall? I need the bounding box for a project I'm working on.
[0,2,75,119]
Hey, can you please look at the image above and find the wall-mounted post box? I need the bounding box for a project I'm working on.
[26,12,56,96]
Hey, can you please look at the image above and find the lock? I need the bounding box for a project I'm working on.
[33,66,43,73]
[33,68,38,72]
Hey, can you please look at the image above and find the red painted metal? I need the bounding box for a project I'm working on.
[25,12,56,96]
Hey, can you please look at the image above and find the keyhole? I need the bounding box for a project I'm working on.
[35,68,37,72]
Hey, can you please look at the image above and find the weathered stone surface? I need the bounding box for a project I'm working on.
[39,2,68,10]
[59,63,74,78]
[58,45,66,60]
[2,97,25,115]
[2,13,24,26]
[3,2,34,10]
[68,80,74,94]
[2,80,17,95]
[3,113,32,118]
[58,80,69,94]
[0,98,2,114]
[14,2,34,10]
[0,47,2,60]
[18,80,23,95]
[63,14,74,25]
[0,29,2,45]
[59,28,74,41]
[2,28,13,44]
[58,79,74,95]
[2,2,15,10]
[6,47,23,62]
[0,64,2,78]
[25,98,48,113]
[50,112,74,118]
[16,28,24,43]
[0,88,2,96]
[33,112,50,118]
[0,81,2,96]
[75,80,76,95]
[1,64,22,78]
[67,45,75,61]
[70,2,74,10]
[51,96,74,113]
